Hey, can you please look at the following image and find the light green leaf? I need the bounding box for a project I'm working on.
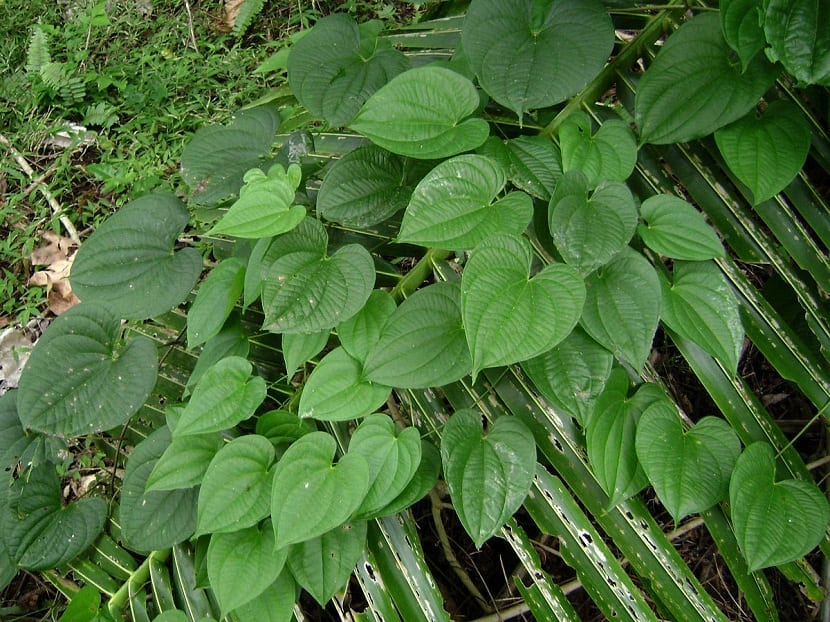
[175,357,266,437]
[146,433,223,492]
[231,571,295,622]
[120,427,198,553]
[196,435,275,535]
[298,347,391,421]
[586,382,664,506]
[243,236,272,309]
[185,318,250,397]
[661,261,744,375]
[60,585,101,622]
[714,100,812,204]
[256,410,315,448]
[187,258,246,348]
[720,0,766,71]
[636,13,778,144]
[637,406,741,522]
[151,612,188,622]
[730,442,830,571]
[441,410,536,548]
[371,441,441,517]
[317,145,415,227]
[70,194,201,320]
[559,112,637,186]
[364,282,472,388]
[287,521,368,605]
[638,194,726,260]
[462,234,586,377]
[208,521,288,615]
[521,327,613,426]
[349,66,490,160]
[548,170,638,275]
[207,164,306,238]
[580,248,661,370]
[461,0,614,116]
[764,0,830,86]
[261,217,375,333]
[338,289,396,364]
[348,414,422,518]
[287,14,409,126]
[271,432,370,549]
[181,106,281,207]
[282,330,329,378]
[503,135,563,201]
[398,154,533,249]
[17,304,157,437]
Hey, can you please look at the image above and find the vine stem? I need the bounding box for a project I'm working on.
[390,248,450,302]
[107,548,171,616]
[540,0,686,137]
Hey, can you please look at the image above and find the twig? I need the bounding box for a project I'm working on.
[183,0,199,53]
[0,133,81,246]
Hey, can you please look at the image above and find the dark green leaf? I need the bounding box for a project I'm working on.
[720,0,766,71]
[764,0,830,86]
[256,410,316,448]
[185,319,250,397]
[559,112,637,186]
[503,135,563,201]
[371,441,441,517]
[187,258,246,348]
[338,289,396,364]
[638,194,726,260]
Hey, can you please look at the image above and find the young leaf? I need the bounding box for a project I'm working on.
[348,414,422,518]
[461,0,614,117]
[231,571,296,622]
[363,282,472,388]
[763,0,830,86]
[462,234,586,377]
[398,154,533,249]
[580,248,661,370]
[317,145,414,227]
[720,0,766,71]
[260,217,375,333]
[187,257,246,348]
[635,13,778,144]
[714,101,812,205]
[70,194,201,319]
[282,330,329,379]
[441,410,536,548]
[287,521,368,605]
[636,406,741,522]
[730,442,830,571]
[17,303,157,437]
[298,347,391,421]
[146,433,224,492]
[502,135,563,201]
[271,432,370,549]
[349,66,490,160]
[548,170,638,275]
[287,14,409,126]
[371,441,441,517]
[256,410,315,448]
[185,318,250,397]
[175,357,266,437]
[207,164,306,238]
[521,327,614,426]
[638,195,725,260]
[559,112,638,186]
[338,289,396,364]
[208,521,288,615]
[661,261,744,375]
[196,435,275,535]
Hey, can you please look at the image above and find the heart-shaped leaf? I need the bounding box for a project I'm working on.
[207,164,306,238]
[763,0,830,86]
[271,432,370,549]
[637,406,741,522]
[287,15,409,126]
[638,195,726,260]
[502,135,563,201]
[349,66,490,160]
[661,261,744,375]
[462,0,614,117]
[364,282,472,388]
[522,327,613,426]
[317,145,416,227]
[720,0,766,71]
[462,234,585,377]
[580,248,661,370]
[371,441,441,518]
[715,101,812,205]
[287,521,368,605]
[260,217,375,333]
[181,106,281,207]
[256,410,315,448]
[348,414,422,518]
[282,330,329,379]
[298,347,391,422]
[17,303,157,437]
[231,572,296,622]
[197,435,275,535]
[71,194,201,320]
[441,410,536,548]
[560,112,638,186]
[730,442,830,571]
[175,357,266,437]
[549,170,638,275]
[398,154,533,249]
[187,257,246,349]
[338,289,396,364]
[146,432,223,492]
[208,521,288,615]
[636,13,778,144]
[185,319,250,397]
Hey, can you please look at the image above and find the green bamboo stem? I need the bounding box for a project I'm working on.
[107,548,171,617]
[390,248,450,302]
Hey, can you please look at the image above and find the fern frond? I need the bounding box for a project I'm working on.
[38,62,67,92]
[231,0,267,36]
[26,26,51,74]
[84,102,119,128]
[60,76,86,104]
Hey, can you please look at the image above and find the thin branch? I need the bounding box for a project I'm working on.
[183,0,199,53]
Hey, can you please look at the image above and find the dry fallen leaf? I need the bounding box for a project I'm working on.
[30,231,76,266]
[0,325,33,394]
[29,252,80,315]
[220,0,246,32]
